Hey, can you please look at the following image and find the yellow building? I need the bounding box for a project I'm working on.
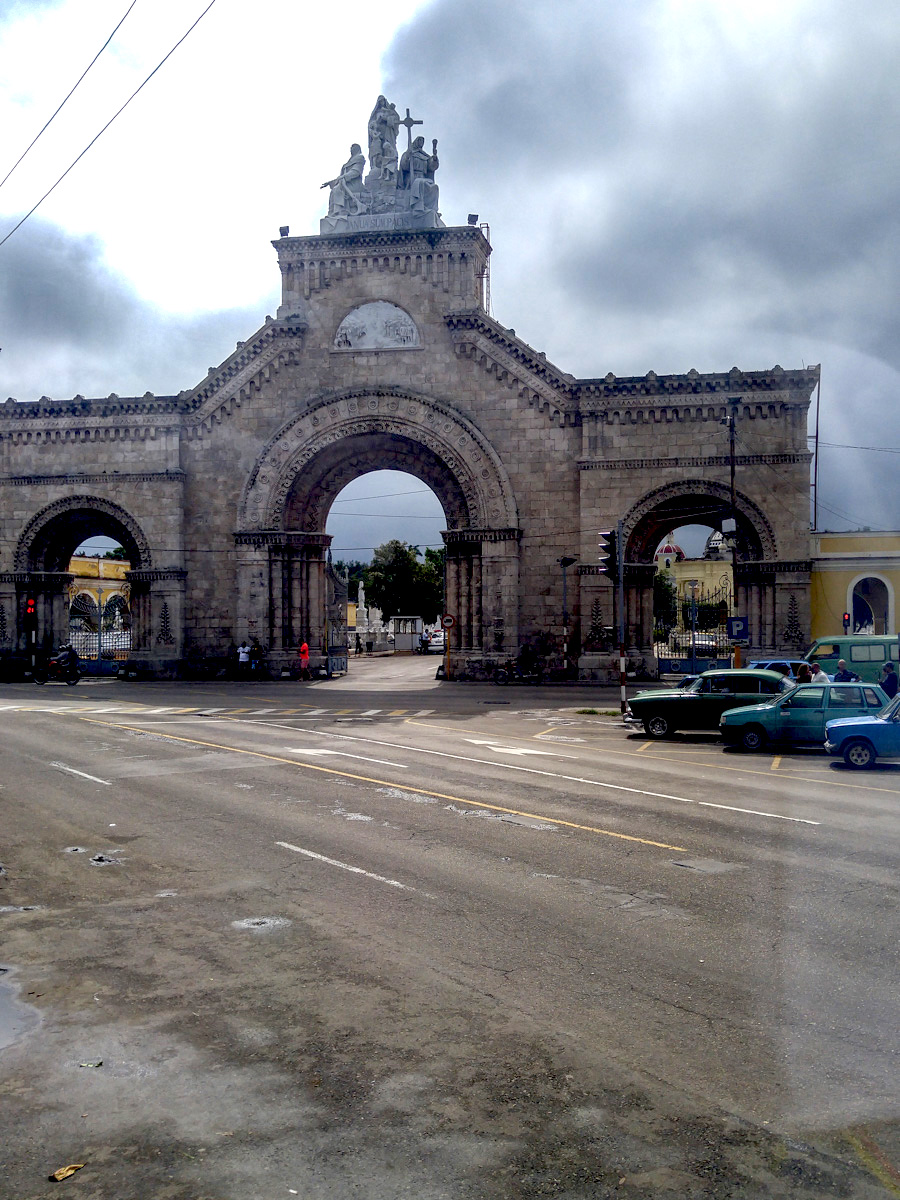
[811,531,900,638]
[67,554,132,661]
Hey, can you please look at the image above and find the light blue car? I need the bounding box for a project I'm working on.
[825,693,900,768]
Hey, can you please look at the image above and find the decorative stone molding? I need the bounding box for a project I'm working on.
[444,527,521,546]
[576,364,820,406]
[14,495,153,572]
[621,479,778,562]
[233,531,332,549]
[180,320,307,429]
[446,311,576,426]
[126,569,186,584]
[734,560,813,578]
[240,386,518,532]
[579,453,811,471]
[2,471,184,487]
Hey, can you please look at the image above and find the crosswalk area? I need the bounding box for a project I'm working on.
[0,702,436,720]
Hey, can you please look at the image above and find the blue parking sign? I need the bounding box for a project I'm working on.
[727,616,749,642]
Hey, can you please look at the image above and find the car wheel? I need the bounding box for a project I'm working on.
[842,739,876,769]
[740,725,767,752]
[645,715,671,738]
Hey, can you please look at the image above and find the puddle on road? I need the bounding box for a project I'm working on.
[0,967,41,1051]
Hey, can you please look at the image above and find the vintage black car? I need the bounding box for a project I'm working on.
[624,668,793,738]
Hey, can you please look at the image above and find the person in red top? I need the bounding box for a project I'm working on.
[298,641,310,681]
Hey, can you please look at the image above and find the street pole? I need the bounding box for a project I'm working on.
[557,556,577,678]
[617,520,626,714]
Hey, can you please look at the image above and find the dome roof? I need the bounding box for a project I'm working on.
[654,533,685,563]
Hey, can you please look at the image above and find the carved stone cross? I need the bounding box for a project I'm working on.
[400,107,423,150]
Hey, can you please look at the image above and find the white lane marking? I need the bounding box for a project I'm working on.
[465,739,564,757]
[49,761,111,785]
[240,720,820,826]
[360,709,382,715]
[288,748,407,769]
[412,709,434,716]
[248,709,277,714]
[303,708,329,715]
[276,841,415,891]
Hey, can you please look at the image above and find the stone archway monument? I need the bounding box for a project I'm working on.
[0,97,818,677]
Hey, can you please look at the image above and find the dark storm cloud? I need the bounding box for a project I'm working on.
[385,0,900,368]
[384,0,900,528]
[0,219,265,400]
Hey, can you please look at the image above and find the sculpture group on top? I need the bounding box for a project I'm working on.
[320,97,442,234]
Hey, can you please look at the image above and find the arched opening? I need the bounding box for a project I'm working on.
[652,523,736,670]
[68,534,133,670]
[235,388,521,673]
[851,576,890,634]
[325,469,446,657]
[596,482,793,662]
[11,499,151,669]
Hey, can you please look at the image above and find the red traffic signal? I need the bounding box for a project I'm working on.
[23,596,37,632]
[843,611,851,630]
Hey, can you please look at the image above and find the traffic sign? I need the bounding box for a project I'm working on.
[727,616,749,645]
[441,614,455,629]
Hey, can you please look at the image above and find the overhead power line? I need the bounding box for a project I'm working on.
[0,0,219,251]
[0,0,139,194]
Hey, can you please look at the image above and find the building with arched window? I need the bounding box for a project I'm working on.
[811,532,900,637]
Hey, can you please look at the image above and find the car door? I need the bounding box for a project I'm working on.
[777,686,826,742]
[822,686,870,739]
[704,674,754,725]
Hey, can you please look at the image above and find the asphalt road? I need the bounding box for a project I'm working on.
[1,655,898,1198]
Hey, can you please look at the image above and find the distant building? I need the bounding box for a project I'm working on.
[811,531,900,637]
[67,554,132,664]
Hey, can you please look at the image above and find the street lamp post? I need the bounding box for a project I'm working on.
[558,556,578,677]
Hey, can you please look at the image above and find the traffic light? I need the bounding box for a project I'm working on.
[843,611,851,632]
[23,596,37,633]
[598,529,617,580]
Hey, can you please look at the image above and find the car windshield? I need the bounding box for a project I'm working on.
[876,693,900,721]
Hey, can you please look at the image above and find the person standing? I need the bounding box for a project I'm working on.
[880,661,899,698]
[795,663,813,684]
[833,659,860,683]
[809,663,830,685]
[237,640,251,679]
[298,641,310,681]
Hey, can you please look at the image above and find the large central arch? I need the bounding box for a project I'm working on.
[235,387,521,665]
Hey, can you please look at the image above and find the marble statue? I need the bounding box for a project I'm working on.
[367,96,400,181]
[319,101,444,234]
[399,135,439,213]
[322,144,367,217]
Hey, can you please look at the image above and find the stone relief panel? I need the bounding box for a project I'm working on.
[239,389,518,533]
[333,302,420,351]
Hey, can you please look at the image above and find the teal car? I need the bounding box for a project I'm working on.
[719,682,888,751]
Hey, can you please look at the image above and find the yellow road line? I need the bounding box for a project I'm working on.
[770,755,782,770]
[636,741,653,752]
[846,1128,900,1196]
[77,717,688,852]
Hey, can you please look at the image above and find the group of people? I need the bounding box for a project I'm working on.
[793,657,899,697]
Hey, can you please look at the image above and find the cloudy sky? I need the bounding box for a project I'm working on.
[1,0,898,557]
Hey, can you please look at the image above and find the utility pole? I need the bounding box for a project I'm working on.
[558,556,578,677]
[617,520,626,714]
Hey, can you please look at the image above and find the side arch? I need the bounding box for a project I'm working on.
[239,386,519,533]
[621,479,777,562]
[15,495,152,572]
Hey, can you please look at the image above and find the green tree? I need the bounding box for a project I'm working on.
[363,541,422,619]
[363,542,445,621]
[103,546,128,561]
[653,571,678,636]
[416,546,445,623]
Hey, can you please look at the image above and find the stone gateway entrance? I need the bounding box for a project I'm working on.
[0,99,818,678]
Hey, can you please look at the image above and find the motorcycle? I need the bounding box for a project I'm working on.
[494,657,544,685]
[33,650,81,686]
